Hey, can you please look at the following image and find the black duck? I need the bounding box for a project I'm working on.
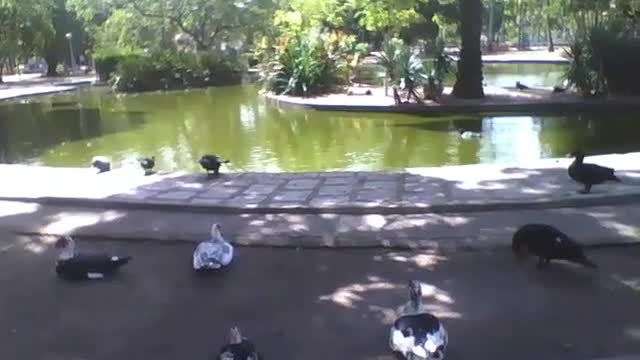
[512,224,597,269]
[515,81,530,90]
[137,156,155,175]
[91,156,111,173]
[54,236,132,280]
[199,154,230,176]
[568,150,620,194]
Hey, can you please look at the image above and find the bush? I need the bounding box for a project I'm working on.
[267,37,337,97]
[111,51,242,93]
[95,53,129,82]
[566,26,640,96]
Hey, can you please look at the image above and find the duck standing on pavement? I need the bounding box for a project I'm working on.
[137,156,155,175]
[218,327,262,360]
[199,154,230,176]
[54,236,132,280]
[193,223,234,272]
[512,223,597,269]
[568,150,621,194]
[390,280,448,360]
[91,156,111,173]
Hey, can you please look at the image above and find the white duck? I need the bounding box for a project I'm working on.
[390,280,448,360]
[193,223,234,272]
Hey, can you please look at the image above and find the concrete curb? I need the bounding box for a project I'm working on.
[264,93,640,115]
[3,191,640,215]
[12,228,640,251]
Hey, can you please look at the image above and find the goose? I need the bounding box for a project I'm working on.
[91,156,111,173]
[568,150,620,194]
[390,280,448,360]
[54,236,132,280]
[193,223,234,272]
[218,327,262,360]
[458,129,481,140]
[137,156,155,175]
[512,223,597,269]
[515,81,529,90]
[199,154,230,176]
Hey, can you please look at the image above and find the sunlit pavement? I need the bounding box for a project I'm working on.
[1,229,640,360]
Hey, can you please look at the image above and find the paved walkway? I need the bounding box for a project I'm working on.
[1,153,640,249]
[266,85,640,114]
[0,74,96,101]
[3,153,640,214]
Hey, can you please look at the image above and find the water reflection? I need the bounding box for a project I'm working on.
[1,84,640,171]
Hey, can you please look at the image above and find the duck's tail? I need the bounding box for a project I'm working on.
[610,174,622,182]
[222,160,230,164]
[112,256,132,266]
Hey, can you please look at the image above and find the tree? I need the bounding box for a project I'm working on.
[0,0,52,82]
[452,0,484,99]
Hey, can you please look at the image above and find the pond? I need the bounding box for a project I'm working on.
[1,64,639,172]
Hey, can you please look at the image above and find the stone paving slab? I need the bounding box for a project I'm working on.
[2,152,640,214]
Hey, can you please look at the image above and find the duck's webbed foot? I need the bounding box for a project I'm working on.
[578,184,592,194]
[536,257,550,270]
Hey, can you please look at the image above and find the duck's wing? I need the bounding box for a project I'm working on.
[58,254,130,277]
[581,163,617,182]
[193,242,232,269]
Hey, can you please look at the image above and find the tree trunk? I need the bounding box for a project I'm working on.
[452,0,485,99]
[44,47,59,77]
[0,62,4,84]
[547,16,554,52]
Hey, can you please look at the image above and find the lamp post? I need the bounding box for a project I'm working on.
[65,32,76,74]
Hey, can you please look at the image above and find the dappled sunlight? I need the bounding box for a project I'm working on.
[319,280,398,309]
[39,210,125,235]
[380,251,448,270]
[0,201,40,219]
[613,275,640,292]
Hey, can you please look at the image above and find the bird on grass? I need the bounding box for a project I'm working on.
[218,327,262,360]
[54,236,132,280]
[91,156,111,173]
[568,150,621,194]
[512,224,597,270]
[199,154,230,176]
[137,156,155,175]
[516,81,530,90]
[390,280,448,360]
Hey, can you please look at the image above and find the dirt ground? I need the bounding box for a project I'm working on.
[1,231,640,360]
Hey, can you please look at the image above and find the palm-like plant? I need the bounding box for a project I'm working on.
[376,38,427,103]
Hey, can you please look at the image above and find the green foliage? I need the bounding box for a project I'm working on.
[376,38,427,89]
[565,25,640,96]
[112,51,242,93]
[267,36,337,97]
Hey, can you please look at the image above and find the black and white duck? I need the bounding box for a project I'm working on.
[390,280,448,360]
[515,81,530,90]
[54,236,132,280]
[137,156,155,175]
[199,154,230,176]
[396,280,428,316]
[568,150,621,194]
[193,223,234,272]
[218,327,262,360]
[91,156,111,173]
[512,223,597,269]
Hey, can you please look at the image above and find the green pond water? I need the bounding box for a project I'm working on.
[1,63,639,172]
